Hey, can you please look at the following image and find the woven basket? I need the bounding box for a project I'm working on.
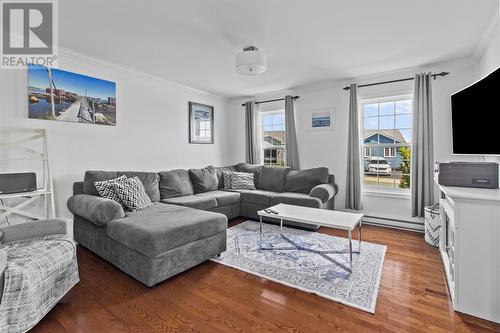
[424,204,441,247]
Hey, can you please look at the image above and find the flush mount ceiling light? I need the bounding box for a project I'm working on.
[235,46,267,75]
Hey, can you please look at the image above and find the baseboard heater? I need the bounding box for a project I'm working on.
[362,215,424,233]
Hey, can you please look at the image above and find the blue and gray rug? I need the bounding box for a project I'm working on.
[212,220,386,313]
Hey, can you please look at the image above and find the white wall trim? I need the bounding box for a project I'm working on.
[58,47,227,100]
[363,215,424,233]
[362,189,411,199]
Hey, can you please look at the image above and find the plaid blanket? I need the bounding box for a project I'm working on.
[0,234,79,333]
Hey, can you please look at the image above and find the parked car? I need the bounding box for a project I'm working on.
[364,157,392,175]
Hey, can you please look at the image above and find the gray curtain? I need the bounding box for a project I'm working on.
[285,95,300,169]
[345,84,362,210]
[411,73,434,217]
[245,101,261,164]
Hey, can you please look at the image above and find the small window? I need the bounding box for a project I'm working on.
[384,147,395,157]
[365,147,371,157]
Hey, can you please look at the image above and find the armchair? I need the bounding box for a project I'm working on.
[0,219,79,332]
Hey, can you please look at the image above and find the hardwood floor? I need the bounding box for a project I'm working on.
[32,218,499,333]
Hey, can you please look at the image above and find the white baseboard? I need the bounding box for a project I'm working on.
[362,215,424,233]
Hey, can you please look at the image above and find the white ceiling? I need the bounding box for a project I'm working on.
[60,0,498,98]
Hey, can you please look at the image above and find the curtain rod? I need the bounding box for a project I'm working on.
[342,72,450,91]
[241,96,300,107]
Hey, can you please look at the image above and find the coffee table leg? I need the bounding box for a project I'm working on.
[260,215,263,241]
[348,230,353,267]
[359,220,362,250]
[280,218,283,236]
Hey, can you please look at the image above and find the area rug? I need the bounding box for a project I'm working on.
[211,221,386,313]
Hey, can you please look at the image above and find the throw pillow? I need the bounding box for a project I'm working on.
[235,163,262,187]
[112,176,153,211]
[188,166,218,193]
[222,170,233,189]
[258,165,291,192]
[94,175,127,203]
[158,169,194,199]
[216,166,236,189]
[225,171,256,190]
[285,167,330,193]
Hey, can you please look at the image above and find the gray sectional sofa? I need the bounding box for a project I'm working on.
[68,163,338,287]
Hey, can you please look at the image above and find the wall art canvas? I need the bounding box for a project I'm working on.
[309,109,334,131]
[28,65,117,126]
[189,102,214,143]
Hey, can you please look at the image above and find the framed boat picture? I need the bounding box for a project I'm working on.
[189,102,214,144]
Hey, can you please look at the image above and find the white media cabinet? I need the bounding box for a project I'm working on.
[435,177,500,323]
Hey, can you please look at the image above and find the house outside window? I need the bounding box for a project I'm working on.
[362,97,412,190]
[261,110,286,166]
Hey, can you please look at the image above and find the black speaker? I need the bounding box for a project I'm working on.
[0,173,37,194]
[438,162,499,189]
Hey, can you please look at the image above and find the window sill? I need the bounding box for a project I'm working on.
[362,188,411,199]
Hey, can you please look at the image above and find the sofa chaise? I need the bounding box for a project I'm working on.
[68,163,338,287]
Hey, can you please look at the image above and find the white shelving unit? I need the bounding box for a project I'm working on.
[0,127,55,223]
[435,176,500,323]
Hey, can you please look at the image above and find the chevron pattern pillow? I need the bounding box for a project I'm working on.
[112,176,153,211]
[223,171,255,190]
[94,175,127,202]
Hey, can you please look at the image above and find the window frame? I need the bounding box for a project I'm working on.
[360,95,412,194]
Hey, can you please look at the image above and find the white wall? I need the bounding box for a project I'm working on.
[473,15,500,163]
[0,50,232,225]
[475,18,500,78]
[226,59,479,226]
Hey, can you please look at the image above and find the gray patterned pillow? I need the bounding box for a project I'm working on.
[112,176,153,211]
[222,171,233,189]
[224,171,255,190]
[94,175,127,203]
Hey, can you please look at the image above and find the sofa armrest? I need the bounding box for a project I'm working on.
[0,219,67,244]
[309,183,338,203]
[0,249,6,301]
[68,194,125,226]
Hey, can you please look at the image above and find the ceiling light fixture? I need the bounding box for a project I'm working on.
[235,46,267,75]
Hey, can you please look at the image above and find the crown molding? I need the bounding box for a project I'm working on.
[57,47,227,100]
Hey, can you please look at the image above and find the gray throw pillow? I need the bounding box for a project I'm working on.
[235,163,262,187]
[94,175,127,203]
[224,171,255,190]
[84,170,119,196]
[216,166,236,189]
[118,171,160,202]
[258,166,290,192]
[189,166,218,193]
[112,177,153,212]
[285,167,330,193]
[158,169,194,198]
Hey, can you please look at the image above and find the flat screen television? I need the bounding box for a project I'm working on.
[451,66,500,155]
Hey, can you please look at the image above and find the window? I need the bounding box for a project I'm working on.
[261,110,286,166]
[362,97,412,190]
[364,147,371,158]
[384,147,395,157]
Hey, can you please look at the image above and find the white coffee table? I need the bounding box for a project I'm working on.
[257,204,363,270]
